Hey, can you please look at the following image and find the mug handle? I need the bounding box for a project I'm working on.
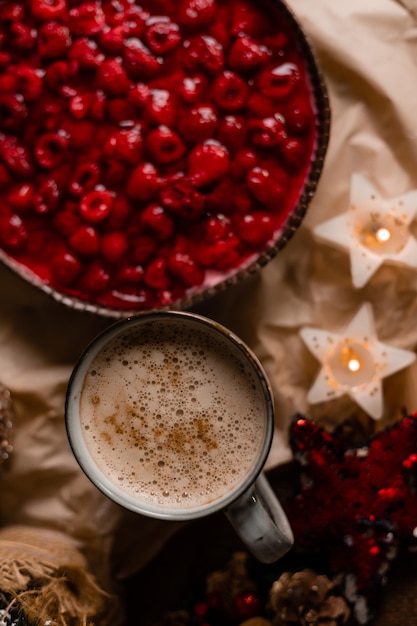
[224,472,294,564]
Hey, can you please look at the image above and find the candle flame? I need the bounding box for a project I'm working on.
[340,346,362,373]
[375,227,391,243]
[348,358,361,372]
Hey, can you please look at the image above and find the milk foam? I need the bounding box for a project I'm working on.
[79,318,267,510]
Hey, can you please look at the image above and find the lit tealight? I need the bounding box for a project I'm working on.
[299,303,416,419]
[313,174,417,288]
[376,227,391,243]
[348,356,361,372]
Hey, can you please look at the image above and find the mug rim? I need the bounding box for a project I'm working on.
[65,310,275,521]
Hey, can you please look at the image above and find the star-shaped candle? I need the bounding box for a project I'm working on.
[314,173,417,288]
[299,303,416,419]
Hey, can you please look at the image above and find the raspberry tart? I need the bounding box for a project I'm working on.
[0,0,330,316]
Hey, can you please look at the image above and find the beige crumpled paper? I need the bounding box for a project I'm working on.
[1,0,417,590]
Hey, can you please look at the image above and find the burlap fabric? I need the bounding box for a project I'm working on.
[0,525,120,626]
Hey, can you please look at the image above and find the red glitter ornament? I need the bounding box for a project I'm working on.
[285,413,417,621]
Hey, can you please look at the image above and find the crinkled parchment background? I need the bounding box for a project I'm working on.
[1,0,417,603]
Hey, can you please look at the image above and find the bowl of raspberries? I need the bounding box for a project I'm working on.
[0,0,330,317]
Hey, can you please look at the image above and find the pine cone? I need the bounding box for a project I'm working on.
[0,382,13,468]
[269,570,351,626]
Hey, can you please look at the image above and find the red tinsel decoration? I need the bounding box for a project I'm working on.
[284,412,417,613]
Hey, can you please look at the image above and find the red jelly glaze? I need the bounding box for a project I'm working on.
[0,0,320,312]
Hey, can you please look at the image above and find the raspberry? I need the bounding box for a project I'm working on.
[124,5,150,36]
[130,235,157,264]
[106,98,135,124]
[197,236,241,270]
[246,92,276,118]
[263,32,289,53]
[26,229,57,260]
[34,132,69,169]
[0,73,18,95]
[204,214,231,242]
[127,83,151,108]
[103,196,131,231]
[102,0,129,26]
[168,252,204,287]
[0,95,27,132]
[182,35,224,75]
[99,25,127,54]
[67,92,91,119]
[30,0,67,21]
[68,38,103,68]
[178,104,218,144]
[178,0,216,29]
[234,211,274,246]
[7,183,35,212]
[68,3,106,36]
[9,23,37,50]
[232,186,252,214]
[179,75,208,103]
[103,125,143,165]
[228,35,270,73]
[230,0,269,38]
[53,209,81,237]
[100,232,128,264]
[188,141,230,187]
[140,203,174,241]
[257,63,300,100]
[69,224,99,256]
[68,162,100,196]
[246,166,285,210]
[0,214,28,251]
[281,138,306,172]
[44,59,79,94]
[144,257,170,290]
[116,265,144,286]
[33,178,60,214]
[144,89,176,127]
[81,261,111,293]
[144,20,181,55]
[211,71,249,111]
[216,115,247,152]
[248,116,287,148]
[88,90,106,119]
[204,177,236,214]
[146,126,186,165]
[123,38,162,79]
[51,251,82,286]
[126,162,160,201]
[95,58,131,96]
[38,22,71,59]
[159,174,204,218]
[284,102,312,135]
[0,135,32,176]
[79,189,114,224]
[15,66,43,102]
[0,4,25,22]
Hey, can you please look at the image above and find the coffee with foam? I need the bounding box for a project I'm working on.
[76,315,269,513]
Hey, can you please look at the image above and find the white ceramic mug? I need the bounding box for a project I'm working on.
[65,310,293,564]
